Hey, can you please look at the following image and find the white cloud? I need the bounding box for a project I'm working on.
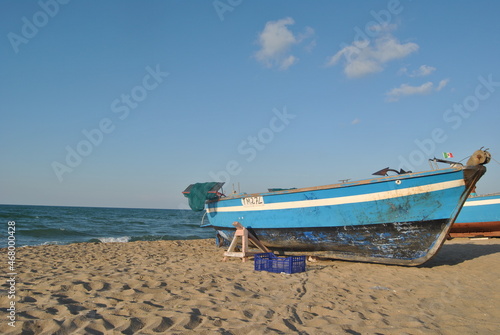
[436,78,449,91]
[386,79,449,102]
[399,65,436,77]
[298,26,315,43]
[351,118,361,125]
[279,55,298,70]
[254,17,314,70]
[326,25,419,78]
[387,82,434,100]
[304,39,316,53]
[369,23,398,34]
[255,17,296,60]
[416,65,436,76]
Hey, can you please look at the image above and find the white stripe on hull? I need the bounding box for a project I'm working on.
[464,198,500,207]
[208,179,465,213]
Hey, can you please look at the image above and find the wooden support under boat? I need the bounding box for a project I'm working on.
[223,222,271,262]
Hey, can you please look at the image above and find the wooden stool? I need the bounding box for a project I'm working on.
[223,222,270,262]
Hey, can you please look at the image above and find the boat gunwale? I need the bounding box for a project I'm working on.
[209,166,466,203]
[468,192,500,199]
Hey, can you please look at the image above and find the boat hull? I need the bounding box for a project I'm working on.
[204,166,486,265]
[216,219,450,265]
[450,193,500,237]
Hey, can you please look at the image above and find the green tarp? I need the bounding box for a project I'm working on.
[183,182,221,211]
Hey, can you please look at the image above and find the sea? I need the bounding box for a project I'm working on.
[0,205,214,248]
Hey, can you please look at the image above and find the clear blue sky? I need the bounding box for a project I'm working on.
[1,0,499,209]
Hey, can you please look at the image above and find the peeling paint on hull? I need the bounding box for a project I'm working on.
[215,219,448,266]
[204,166,486,266]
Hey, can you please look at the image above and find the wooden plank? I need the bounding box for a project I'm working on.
[449,231,500,238]
[223,221,271,262]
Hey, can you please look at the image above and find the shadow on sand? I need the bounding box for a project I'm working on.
[420,240,500,267]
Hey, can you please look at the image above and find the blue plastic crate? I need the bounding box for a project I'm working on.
[254,253,306,274]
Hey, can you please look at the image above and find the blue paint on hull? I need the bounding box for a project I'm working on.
[203,166,486,265]
[216,219,448,262]
[456,193,500,223]
[451,193,500,236]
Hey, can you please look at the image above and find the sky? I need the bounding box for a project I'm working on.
[1,0,500,209]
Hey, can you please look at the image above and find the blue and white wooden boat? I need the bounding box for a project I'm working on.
[183,150,490,266]
[450,193,500,237]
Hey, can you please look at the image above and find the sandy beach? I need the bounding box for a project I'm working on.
[2,238,499,334]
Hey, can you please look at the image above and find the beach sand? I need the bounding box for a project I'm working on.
[1,238,499,334]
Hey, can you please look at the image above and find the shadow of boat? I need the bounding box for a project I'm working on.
[419,240,500,267]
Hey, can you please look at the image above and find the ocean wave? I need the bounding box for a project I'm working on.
[91,236,131,243]
[20,227,89,237]
[128,234,211,242]
[1,205,211,247]
[40,241,65,246]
